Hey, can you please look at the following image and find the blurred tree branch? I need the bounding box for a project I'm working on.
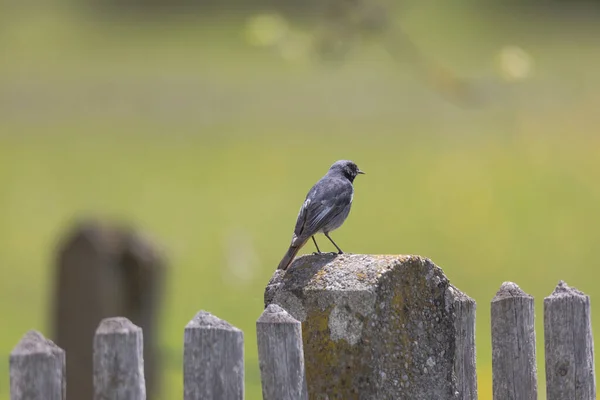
[312,0,479,106]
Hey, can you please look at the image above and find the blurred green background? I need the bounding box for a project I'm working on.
[2,0,600,398]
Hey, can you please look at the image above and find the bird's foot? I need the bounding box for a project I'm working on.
[313,251,339,256]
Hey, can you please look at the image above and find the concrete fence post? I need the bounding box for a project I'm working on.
[52,219,166,400]
[265,253,477,400]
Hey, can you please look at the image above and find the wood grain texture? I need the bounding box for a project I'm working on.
[184,311,244,400]
[452,288,478,400]
[491,281,537,400]
[10,330,66,400]
[544,280,596,400]
[93,317,146,400]
[257,304,308,400]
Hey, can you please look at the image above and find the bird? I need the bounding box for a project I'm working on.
[277,160,365,271]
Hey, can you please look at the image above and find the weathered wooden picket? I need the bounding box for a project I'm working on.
[8,279,595,400]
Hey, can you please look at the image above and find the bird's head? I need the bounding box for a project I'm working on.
[329,160,365,182]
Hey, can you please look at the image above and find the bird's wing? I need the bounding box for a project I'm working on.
[293,196,311,239]
[294,178,353,239]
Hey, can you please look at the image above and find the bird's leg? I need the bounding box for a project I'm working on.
[311,236,322,254]
[324,232,343,254]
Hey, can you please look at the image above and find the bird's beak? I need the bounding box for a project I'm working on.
[358,169,365,175]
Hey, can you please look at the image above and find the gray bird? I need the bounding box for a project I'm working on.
[277,160,365,271]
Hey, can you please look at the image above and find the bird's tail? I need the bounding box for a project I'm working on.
[277,238,308,271]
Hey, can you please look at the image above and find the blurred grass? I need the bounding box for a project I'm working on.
[2,2,600,399]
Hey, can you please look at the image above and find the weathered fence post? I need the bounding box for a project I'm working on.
[264,254,477,400]
[544,280,596,400]
[93,317,146,400]
[257,304,308,400]
[491,282,537,400]
[452,287,478,400]
[10,330,66,400]
[184,311,244,400]
[52,219,166,400]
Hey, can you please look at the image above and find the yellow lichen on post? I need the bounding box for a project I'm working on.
[264,253,477,400]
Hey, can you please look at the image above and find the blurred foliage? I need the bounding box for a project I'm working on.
[2,1,600,400]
